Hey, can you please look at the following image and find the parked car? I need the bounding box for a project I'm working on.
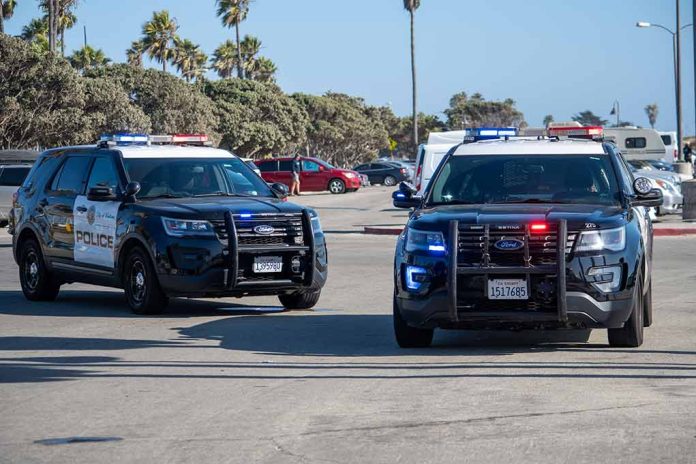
[353,162,409,186]
[358,173,371,187]
[255,157,361,194]
[627,163,682,216]
[629,159,692,182]
[658,131,678,163]
[0,164,33,227]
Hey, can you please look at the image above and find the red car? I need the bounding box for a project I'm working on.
[255,157,361,194]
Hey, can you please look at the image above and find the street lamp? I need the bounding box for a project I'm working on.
[636,19,693,161]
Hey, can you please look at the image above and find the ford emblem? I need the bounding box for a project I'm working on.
[494,238,524,251]
[253,225,275,235]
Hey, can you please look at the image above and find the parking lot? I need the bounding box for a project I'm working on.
[1,187,696,463]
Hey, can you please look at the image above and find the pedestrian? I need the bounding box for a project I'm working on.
[291,154,301,196]
[684,143,693,164]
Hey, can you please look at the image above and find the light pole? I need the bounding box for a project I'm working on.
[636,18,693,161]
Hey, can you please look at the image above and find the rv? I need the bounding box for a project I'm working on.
[604,127,667,161]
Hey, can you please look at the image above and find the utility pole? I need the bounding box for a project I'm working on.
[83,25,87,48]
[676,0,684,160]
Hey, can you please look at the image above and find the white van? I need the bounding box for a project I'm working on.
[658,131,678,163]
[414,131,467,195]
[604,127,667,161]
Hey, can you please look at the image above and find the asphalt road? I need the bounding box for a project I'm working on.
[1,187,696,463]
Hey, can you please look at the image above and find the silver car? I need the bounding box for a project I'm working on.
[0,164,32,227]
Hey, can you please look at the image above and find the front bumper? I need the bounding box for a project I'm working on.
[660,190,683,214]
[344,177,361,189]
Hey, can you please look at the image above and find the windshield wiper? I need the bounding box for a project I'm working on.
[498,199,570,204]
[142,193,185,200]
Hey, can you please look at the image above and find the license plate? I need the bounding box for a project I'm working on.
[487,279,528,300]
[253,256,283,273]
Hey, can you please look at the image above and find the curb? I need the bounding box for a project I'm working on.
[363,226,696,238]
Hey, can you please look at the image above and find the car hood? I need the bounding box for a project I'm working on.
[135,196,307,219]
[411,203,626,231]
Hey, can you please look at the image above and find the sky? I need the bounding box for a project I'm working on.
[5,0,696,134]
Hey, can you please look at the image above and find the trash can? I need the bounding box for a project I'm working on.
[674,162,694,178]
[683,180,696,221]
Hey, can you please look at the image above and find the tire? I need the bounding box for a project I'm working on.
[608,272,644,347]
[643,278,653,327]
[123,247,168,315]
[383,175,397,187]
[279,290,321,310]
[393,294,433,348]
[328,178,346,194]
[18,238,60,301]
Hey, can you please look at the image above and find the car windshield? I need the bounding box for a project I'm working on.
[123,157,275,199]
[428,154,622,206]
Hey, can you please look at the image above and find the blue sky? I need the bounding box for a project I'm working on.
[5,0,696,133]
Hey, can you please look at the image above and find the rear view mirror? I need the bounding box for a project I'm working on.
[125,181,141,197]
[632,188,663,208]
[393,182,421,209]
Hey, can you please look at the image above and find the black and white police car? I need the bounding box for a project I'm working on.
[392,127,663,348]
[9,134,328,314]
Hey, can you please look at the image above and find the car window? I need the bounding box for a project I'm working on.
[625,137,647,149]
[0,166,31,186]
[87,157,120,192]
[660,135,672,146]
[370,163,386,169]
[302,160,320,172]
[354,164,368,171]
[257,161,277,172]
[50,157,91,195]
[278,160,293,172]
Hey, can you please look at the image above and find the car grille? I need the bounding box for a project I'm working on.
[457,223,577,267]
[210,213,305,248]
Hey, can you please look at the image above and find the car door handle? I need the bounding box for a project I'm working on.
[76,206,87,213]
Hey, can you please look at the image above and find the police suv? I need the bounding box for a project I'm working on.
[9,134,328,314]
[392,127,663,348]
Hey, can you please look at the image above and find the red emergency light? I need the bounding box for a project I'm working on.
[547,126,603,139]
[172,134,210,144]
[530,223,548,232]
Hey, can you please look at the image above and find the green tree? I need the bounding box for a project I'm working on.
[644,103,658,129]
[68,44,110,72]
[403,0,421,156]
[444,92,525,129]
[141,10,178,72]
[571,110,608,126]
[0,0,17,34]
[247,56,276,83]
[211,39,238,78]
[216,0,249,79]
[205,78,308,157]
[39,0,77,56]
[239,34,260,78]
[20,17,49,54]
[543,114,554,127]
[126,40,145,68]
[173,37,207,82]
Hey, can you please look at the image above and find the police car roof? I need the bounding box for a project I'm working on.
[115,145,235,159]
[452,138,607,156]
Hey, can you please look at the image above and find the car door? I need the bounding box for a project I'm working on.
[257,160,279,184]
[370,163,391,183]
[276,160,294,189]
[72,156,123,271]
[43,155,92,263]
[301,159,323,191]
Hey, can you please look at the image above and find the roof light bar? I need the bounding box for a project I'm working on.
[547,126,604,139]
[99,133,149,145]
[463,127,519,143]
[172,134,210,145]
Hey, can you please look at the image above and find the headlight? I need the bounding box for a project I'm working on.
[162,217,215,237]
[576,226,625,253]
[343,172,356,179]
[406,228,446,254]
[310,216,322,234]
[654,179,676,194]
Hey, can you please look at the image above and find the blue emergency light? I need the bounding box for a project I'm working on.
[463,127,519,142]
[99,133,149,145]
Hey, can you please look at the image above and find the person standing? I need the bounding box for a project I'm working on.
[291,154,302,196]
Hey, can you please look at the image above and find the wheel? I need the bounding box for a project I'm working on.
[383,175,397,186]
[608,273,644,347]
[328,178,346,194]
[18,238,60,301]
[279,291,321,310]
[643,278,653,327]
[393,294,433,348]
[123,247,168,315]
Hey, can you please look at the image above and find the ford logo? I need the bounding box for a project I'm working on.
[494,239,524,251]
[253,225,275,235]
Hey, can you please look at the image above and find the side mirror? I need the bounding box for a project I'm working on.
[392,182,421,209]
[87,186,117,202]
[318,165,326,172]
[631,177,663,207]
[125,181,141,197]
[271,182,290,197]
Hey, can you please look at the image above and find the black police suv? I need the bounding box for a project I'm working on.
[10,143,328,314]
[391,137,663,348]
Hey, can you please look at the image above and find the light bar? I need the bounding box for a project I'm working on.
[172,134,209,144]
[463,127,519,142]
[547,126,603,139]
[99,133,149,145]
[148,135,174,144]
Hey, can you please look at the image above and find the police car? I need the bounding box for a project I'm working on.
[10,134,328,314]
[391,127,663,348]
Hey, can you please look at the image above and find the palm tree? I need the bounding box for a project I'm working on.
[40,0,78,56]
[0,0,18,34]
[20,17,49,54]
[211,39,239,79]
[403,0,421,155]
[247,56,276,83]
[126,40,145,68]
[173,37,208,82]
[142,10,179,72]
[239,34,261,78]
[216,0,249,79]
[68,44,110,72]
[644,103,659,129]
[543,114,554,127]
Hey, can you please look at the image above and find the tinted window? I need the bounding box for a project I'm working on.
[0,166,31,186]
[626,137,647,149]
[429,155,621,206]
[278,160,293,172]
[87,157,120,192]
[354,164,369,171]
[660,135,672,146]
[302,160,320,172]
[258,161,277,172]
[371,163,388,169]
[50,157,91,194]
